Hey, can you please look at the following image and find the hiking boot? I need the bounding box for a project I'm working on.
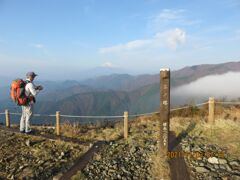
[20,130,25,134]
[25,130,32,134]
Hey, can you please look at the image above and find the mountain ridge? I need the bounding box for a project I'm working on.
[81,61,240,91]
[1,61,240,118]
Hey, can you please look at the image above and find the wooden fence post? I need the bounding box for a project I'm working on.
[208,97,215,124]
[124,111,128,139]
[5,109,10,128]
[160,68,170,154]
[56,111,60,136]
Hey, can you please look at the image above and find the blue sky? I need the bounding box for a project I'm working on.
[0,0,240,80]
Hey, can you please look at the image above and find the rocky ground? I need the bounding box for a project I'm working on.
[181,135,240,180]
[70,118,163,180]
[80,139,158,179]
[0,129,88,180]
[1,116,239,180]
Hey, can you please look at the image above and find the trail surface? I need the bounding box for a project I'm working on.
[169,131,190,180]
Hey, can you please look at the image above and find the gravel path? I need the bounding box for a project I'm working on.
[81,139,158,179]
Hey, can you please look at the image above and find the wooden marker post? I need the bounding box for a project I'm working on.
[124,111,128,139]
[208,97,215,124]
[56,111,61,136]
[5,109,10,128]
[160,68,170,154]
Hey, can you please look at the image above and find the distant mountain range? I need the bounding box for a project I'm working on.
[81,61,240,91]
[0,61,240,119]
[78,66,128,80]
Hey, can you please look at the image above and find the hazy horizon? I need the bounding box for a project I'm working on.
[1,60,240,82]
[1,70,240,101]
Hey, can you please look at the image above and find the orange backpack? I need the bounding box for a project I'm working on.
[10,79,30,106]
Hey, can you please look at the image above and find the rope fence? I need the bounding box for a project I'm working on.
[0,100,238,119]
[34,114,56,117]
[170,105,191,112]
[216,101,240,105]
[4,112,56,117]
[0,99,239,137]
[60,114,124,118]
[129,111,159,118]
[170,102,209,112]
[8,112,22,115]
[195,102,209,107]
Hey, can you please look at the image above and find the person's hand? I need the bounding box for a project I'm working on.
[37,85,43,90]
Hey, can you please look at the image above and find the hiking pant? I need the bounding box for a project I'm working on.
[20,104,34,132]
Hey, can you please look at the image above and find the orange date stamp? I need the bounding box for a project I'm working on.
[167,151,225,159]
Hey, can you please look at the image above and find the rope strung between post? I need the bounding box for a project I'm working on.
[7,112,56,117]
[170,101,208,112]
[129,111,159,117]
[34,114,56,117]
[216,102,240,105]
[195,102,208,106]
[60,114,124,118]
[9,112,22,115]
[1,101,239,119]
[170,105,190,112]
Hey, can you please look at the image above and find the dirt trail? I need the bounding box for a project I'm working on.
[60,141,105,180]
[169,131,190,180]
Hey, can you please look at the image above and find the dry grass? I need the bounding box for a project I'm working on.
[61,121,82,137]
[170,106,240,171]
[217,105,240,121]
[71,171,86,180]
[150,151,171,180]
[170,104,208,119]
[128,115,171,179]
[199,118,240,159]
[127,115,159,146]
[170,116,240,159]
[60,120,123,142]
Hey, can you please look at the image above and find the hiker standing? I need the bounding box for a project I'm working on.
[20,72,43,134]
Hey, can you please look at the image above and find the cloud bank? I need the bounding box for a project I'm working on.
[171,72,240,105]
[99,28,186,54]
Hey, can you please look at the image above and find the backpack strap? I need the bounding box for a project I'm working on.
[24,80,36,104]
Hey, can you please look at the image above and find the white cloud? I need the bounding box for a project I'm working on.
[99,28,186,53]
[157,28,186,49]
[157,9,185,22]
[101,62,114,68]
[99,39,151,53]
[148,9,201,31]
[172,72,240,105]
